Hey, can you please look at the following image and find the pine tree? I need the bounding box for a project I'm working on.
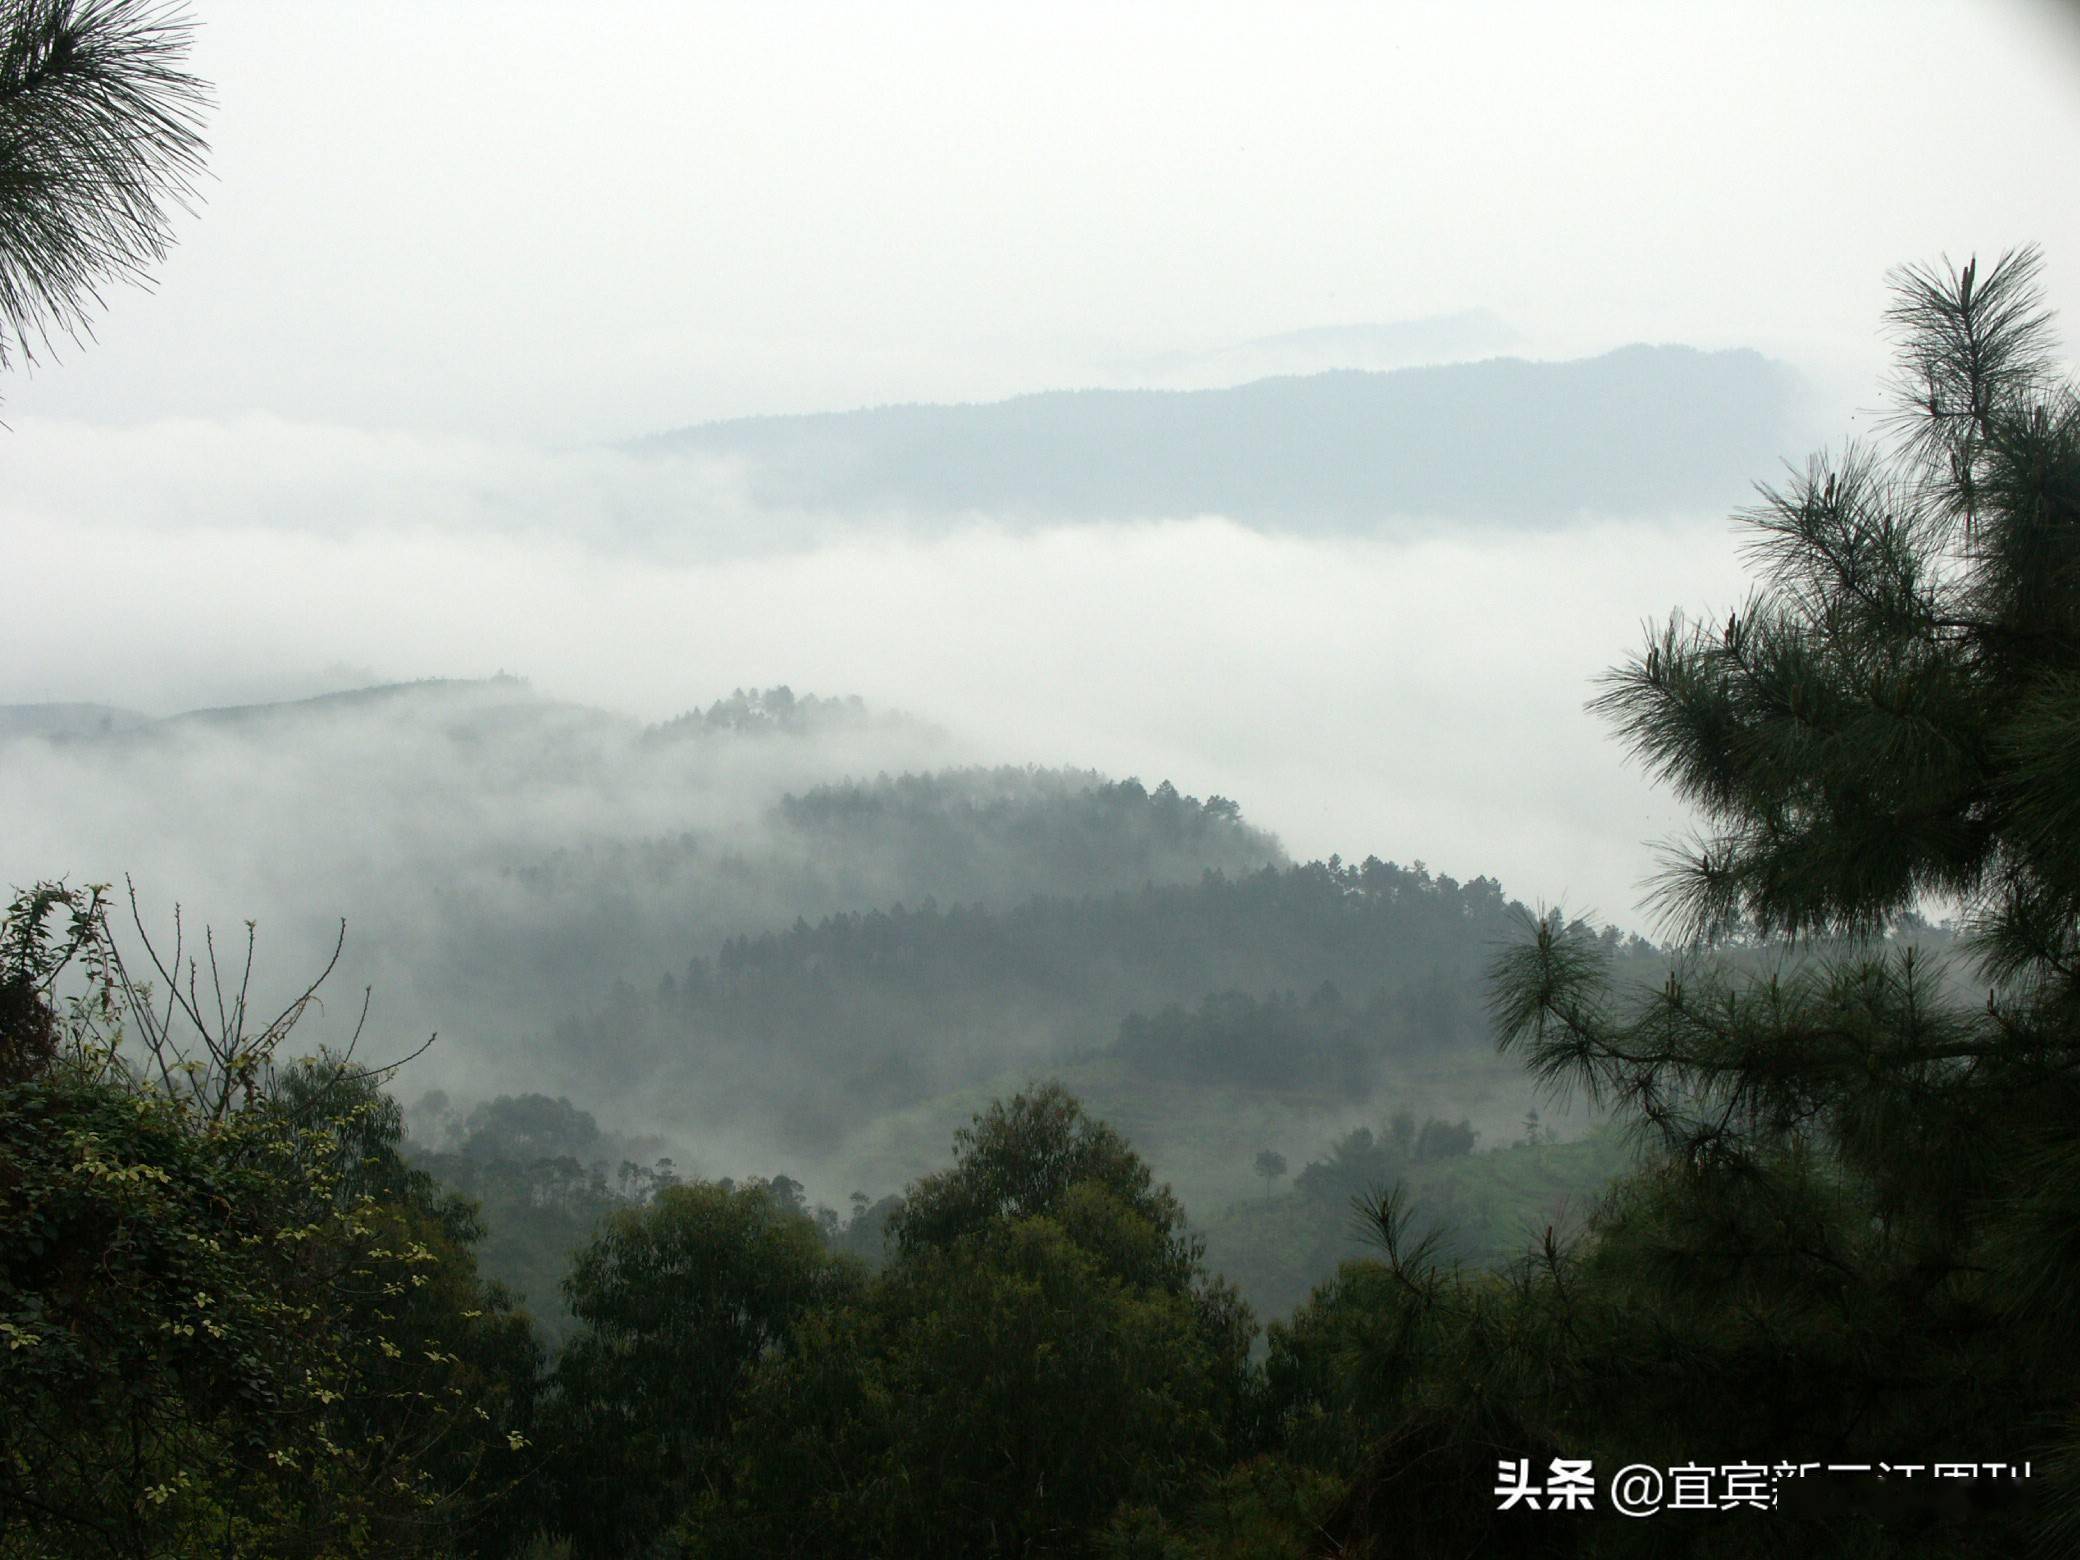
[1296,252,2079,1557]
[1476,244,2080,1553]
[0,1,210,390]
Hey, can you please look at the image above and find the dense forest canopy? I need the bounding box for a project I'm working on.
[528,855,1643,1134]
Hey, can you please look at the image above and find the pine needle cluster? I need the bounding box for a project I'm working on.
[0,0,209,379]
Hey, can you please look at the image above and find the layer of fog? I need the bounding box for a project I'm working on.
[3,412,1755,1199]
[3,412,1750,921]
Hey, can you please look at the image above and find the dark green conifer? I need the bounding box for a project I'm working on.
[1280,250,2080,1557]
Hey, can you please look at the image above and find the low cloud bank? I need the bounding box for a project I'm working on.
[3,413,1749,932]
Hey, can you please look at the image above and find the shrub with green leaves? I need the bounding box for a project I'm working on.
[0,884,538,1558]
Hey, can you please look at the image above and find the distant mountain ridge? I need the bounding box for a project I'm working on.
[161,675,546,728]
[633,344,1803,526]
[0,678,916,748]
[0,677,588,746]
[1121,309,1525,385]
[0,702,149,742]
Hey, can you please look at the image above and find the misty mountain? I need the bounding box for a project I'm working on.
[1,677,1284,1086]
[532,856,1652,1157]
[633,344,1801,525]
[157,674,584,729]
[0,702,150,741]
[486,767,1285,1017]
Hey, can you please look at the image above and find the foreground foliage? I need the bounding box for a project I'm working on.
[0,888,538,1558]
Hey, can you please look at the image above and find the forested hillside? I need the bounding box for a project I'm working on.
[530,855,1651,1135]
[403,858,1656,1336]
[1,677,1285,1071]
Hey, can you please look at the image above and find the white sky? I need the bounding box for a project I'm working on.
[5,0,2079,930]
[6,0,2078,438]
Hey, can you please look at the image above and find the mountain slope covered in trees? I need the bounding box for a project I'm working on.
[0,678,1286,1078]
[529,856,1651,1146]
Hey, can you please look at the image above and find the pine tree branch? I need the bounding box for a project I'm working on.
[0,0,209,378]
